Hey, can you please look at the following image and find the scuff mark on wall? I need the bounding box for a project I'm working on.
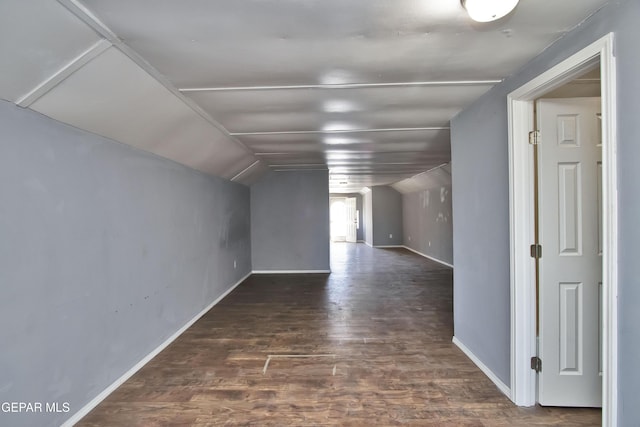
[440,186,448,203]
[423,190,430,208]
[220,207,250,250]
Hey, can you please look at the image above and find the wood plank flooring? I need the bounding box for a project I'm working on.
[78,243,601,426]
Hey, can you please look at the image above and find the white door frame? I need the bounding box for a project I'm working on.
[507,33,617,425]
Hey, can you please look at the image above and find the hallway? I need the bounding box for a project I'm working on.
[79,243,600,425]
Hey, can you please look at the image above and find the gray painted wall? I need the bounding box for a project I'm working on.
[354,194,364,242]
[351,193,364,242]
[371,186,403,247]
[0,101,252,427]
[363,190,373,245]
[450,0,639,423]
[402,184,453,266]
[329,193,364,241]
[251,170,330,271]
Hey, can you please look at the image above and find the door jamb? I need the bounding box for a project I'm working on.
[507,33,617,426]
[345,196,358,243]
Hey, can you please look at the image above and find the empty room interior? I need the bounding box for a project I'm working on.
[1,0,639,426]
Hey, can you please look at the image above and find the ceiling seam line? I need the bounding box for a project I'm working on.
[230,160,262,182]
[179,80,502,92]
[230,127,450,136]
[254,152,446,155]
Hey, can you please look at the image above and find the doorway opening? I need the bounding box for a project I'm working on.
[330,197,358,243]
[507,33,617,426]
[330,198,347,242]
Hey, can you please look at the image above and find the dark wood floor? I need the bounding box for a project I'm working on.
[79,243,600,426]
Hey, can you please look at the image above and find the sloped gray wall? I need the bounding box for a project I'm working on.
[450,1,639,423]
[402,185,453,266]
[251,170,330,271]
[0,101,252,427]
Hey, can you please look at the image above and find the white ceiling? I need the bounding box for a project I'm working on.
[1,0,609,192]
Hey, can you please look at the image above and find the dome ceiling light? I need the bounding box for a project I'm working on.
[461,0,520,22]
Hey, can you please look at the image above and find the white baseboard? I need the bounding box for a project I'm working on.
[252,270,331,274]
[452,336,511,399]
[61,272,252,427]
[402,245,454,268]
[373,245,404,248]
[364,241,373,247]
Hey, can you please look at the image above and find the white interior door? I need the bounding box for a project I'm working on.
[346,197,357,242]
[537,97,602,407]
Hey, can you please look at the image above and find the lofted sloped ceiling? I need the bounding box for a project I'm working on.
[1,0,609,192]
[393,162,452,194]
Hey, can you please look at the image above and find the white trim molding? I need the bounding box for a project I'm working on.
[373,245,404,249]
[61,272,252,426]
[453,337,511,398]
[402,246,454,268]
[507,33,617,426]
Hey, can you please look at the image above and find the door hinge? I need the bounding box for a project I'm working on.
[531,356,542,373]
[529,130,541,145]
[530,244,542,259]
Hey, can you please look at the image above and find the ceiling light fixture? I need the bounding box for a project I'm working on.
[461,0,519,22]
